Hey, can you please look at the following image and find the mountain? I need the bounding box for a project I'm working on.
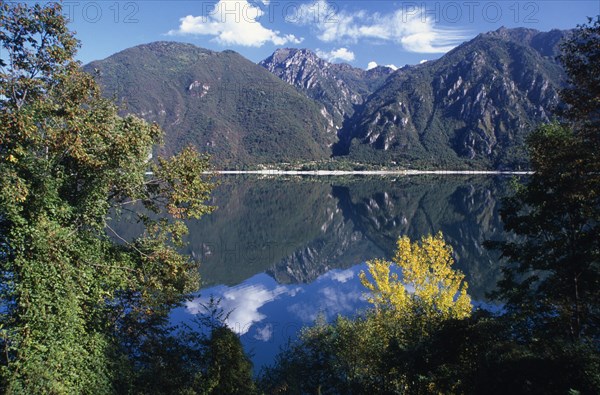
[84,42,335,168]
[86,27,568,169]
[259,48,393,135]
[341,28,567,169]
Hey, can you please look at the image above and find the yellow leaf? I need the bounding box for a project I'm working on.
[361,232,472,333]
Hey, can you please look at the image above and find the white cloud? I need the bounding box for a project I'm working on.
[420,59,428,64]
[293,0,469,53]
[367,61,397,71]
[168,0,302,47]
[316,47,355,62]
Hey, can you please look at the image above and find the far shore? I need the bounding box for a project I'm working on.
[212,170,533,176]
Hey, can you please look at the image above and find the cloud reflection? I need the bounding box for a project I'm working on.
[287,285,365,323]
[184,265,369,338]
[254,323,274,342]
[186,280,297,335]
[325,268,355,283]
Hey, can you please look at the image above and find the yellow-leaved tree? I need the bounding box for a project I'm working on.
[360,232,471,337]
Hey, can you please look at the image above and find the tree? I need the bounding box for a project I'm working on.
[202,326,256,395]
[559,17,600,134]
[358,233,472,391]
[0,2,214,392]
[491,17,600,343]
[122,302,257,395]
[360,233,471,330]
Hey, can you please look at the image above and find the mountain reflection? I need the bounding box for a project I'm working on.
[182,175,512,300]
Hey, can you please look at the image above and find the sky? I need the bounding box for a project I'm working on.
[64,0,600,68]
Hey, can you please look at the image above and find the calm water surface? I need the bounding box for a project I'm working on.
[165,175,513,370]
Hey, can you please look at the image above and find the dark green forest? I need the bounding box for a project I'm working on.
[0,2,598,394]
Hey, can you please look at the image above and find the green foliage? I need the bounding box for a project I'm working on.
[0,2,216,393]
[491,123,599,338]
[111,298,256,395]
[406,312,600,395]
[201,326,256,395]
[261,308,600,394]
[120,326,256,395]
[559,17,600,133]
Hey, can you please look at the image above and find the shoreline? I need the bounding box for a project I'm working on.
[212,170,532,176]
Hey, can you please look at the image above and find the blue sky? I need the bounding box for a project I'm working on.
[67,1,600,68]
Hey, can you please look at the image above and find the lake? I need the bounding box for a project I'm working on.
[166,175,514,371]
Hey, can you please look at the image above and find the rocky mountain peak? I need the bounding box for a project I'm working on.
[259,48,393,132]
